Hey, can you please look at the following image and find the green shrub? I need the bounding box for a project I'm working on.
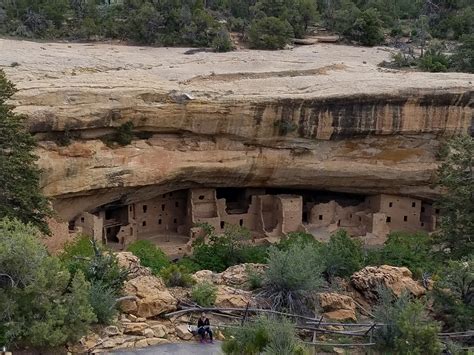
[394,301,442,355]
[350,8,384,46]
[160,264,195,287]
[222,316,270,354]
[432,256,474,332]
[0,218,96,347]
[260,244,325,313]
[370,231,439,278]
[246,265,264,290]
[61,236,128,294]
[191,225,265,272]
[115,121,134,146]
[451,34,474,73]
[191,282,217,307]
[373,286,441,354]
[248,17,293,50]
[127,240,170,274]
[277,231,322,251]
[212,28,233,52]
[222,316,306,355]
[88,281,118,325]
[176,256,203,273]
[324,230,364,278]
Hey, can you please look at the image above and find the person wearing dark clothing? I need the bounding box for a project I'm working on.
[197,313,213,343]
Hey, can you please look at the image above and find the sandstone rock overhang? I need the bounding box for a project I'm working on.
[1,39,473,218]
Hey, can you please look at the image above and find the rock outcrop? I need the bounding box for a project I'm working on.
[121,276,177,318]
[318,292,357,321]
[1,39,472,220]
[116,252,152,279]
[193,264,266,289]
[350,265,426,301]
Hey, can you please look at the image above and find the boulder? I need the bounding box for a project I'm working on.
[176,324,193,340]
[116,252,152,279]
[104,325,120,336]
[147,338,171,346]
[121,275,177,318]
[351,265,426,301]
[318,292,357,321]
[123,322,148,336]
[148,324,166,338]
[215,285,252,308]
[219,263,266,288]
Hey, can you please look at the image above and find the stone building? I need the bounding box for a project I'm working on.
[68,188,438,249]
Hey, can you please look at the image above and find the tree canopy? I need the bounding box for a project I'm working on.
[0,70,51,234]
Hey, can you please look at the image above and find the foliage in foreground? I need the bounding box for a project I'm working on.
[0,70,51,234]
[373,287,442,354]
[323,229,364,278]
[222,316,307,355]
[127,239,171,274]
[191,281,217,307]
[432,256,474,332]
[260,243,325,313]
[0,218,96,347]
[60,235,128,325]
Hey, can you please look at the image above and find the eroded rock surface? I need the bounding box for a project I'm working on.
[350,265,426,301]
[0,39,472,220]
[121,276,177,318]
[318,292,357,321]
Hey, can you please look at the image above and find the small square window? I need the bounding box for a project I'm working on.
[404,216,408,222]
[158,219,162,225]
[143,205,147,213]
[81,217,84,223]
[220,221,225,229]
[386,216,391,223]
[173,218,177,224]
[389,202,393,207]
[412,202,416,208]
[161,204,165,211]
[142,221,146,227]
[421,222,424,227]
[199,195,205,200]
[318,215,323,220]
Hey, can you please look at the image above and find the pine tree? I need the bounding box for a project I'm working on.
[436,135,474,258]
[0,69,51,234]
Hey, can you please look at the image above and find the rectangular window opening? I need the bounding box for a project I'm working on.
[142,221,146,227]
[404,216,408,222]
[318,215,323,220]
[239,219,243,226]
[412,202,416,207]
[158,219,162,225]
[389,202,393,208]
[421,206,425,213]
[143,205,147,213]
[161,204,165,211]
[220,221,225,229]
[386,216,391,223]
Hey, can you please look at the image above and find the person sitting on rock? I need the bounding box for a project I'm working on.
[197,312,213,343]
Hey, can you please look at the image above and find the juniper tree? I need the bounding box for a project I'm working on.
[0,69,51,234]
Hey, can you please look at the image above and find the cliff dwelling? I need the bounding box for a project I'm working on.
[66,187,440,254]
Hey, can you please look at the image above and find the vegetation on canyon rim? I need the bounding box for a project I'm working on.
[0,67,473,353]
[0,0,473,65]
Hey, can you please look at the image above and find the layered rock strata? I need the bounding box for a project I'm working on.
[1,39,472,220]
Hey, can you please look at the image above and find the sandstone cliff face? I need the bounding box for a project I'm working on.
[1,39,472,220]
